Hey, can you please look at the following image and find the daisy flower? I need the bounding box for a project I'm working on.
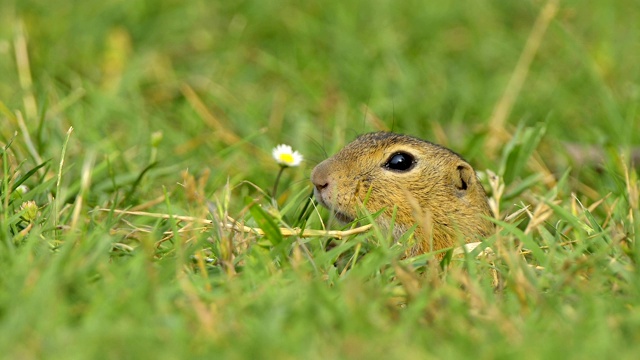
[272,144,303,167]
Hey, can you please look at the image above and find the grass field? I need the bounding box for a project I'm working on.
[2,0,640,358]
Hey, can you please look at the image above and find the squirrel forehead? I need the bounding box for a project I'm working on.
[335,132,461,162]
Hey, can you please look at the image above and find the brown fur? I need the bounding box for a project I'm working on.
[311,132,493,256]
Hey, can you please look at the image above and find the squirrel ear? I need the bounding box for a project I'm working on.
[454,163,474,191]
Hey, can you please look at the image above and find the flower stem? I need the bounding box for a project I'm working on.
[272,165,287,202]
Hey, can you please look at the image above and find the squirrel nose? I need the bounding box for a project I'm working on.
[314,181,329,191]
[311,161,330,192]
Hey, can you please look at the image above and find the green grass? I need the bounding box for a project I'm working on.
[1,0,640,358]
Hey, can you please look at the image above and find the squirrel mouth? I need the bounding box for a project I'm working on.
[312,189,355,223]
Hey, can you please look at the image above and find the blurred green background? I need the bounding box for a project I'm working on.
[2,0,638,188]
[2,0,640,358]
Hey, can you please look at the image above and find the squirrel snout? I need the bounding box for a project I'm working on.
[311,161,335,210]
[314,181,329,191]
[310,162,330,192]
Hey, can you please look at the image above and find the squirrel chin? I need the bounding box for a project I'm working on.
[331,210,355,224]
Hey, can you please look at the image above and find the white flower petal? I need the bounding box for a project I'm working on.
[272,144,303,167]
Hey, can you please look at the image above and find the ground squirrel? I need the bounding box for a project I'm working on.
[311,132,493,256]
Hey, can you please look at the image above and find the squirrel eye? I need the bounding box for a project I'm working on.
[384,152,415,172]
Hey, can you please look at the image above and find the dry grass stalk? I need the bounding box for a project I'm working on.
[99,209,374,239]
[485,0,559,155]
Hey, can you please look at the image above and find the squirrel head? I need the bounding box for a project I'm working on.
[311,132,493,255]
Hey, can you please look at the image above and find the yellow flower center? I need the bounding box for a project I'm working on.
[279,153,294,164]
